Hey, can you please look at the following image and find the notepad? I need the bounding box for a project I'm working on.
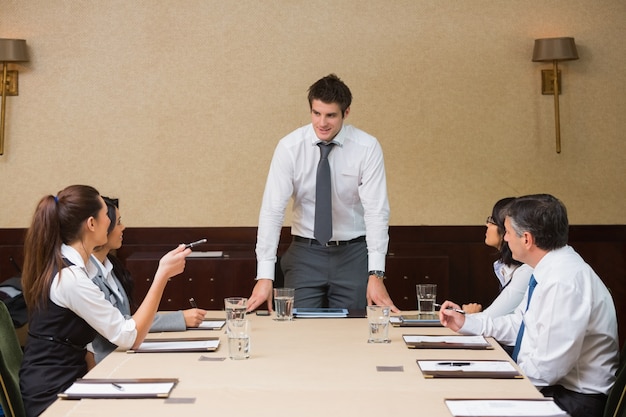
[58,378,178,399]
[402,335,493,349]
[293,308,349,318]
[417,360,522,379]
[390,314,442,327]
[188,320,226,330]
[445,398,569,416]
[128,337,220,353]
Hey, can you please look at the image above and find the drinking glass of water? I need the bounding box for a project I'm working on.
[273,288,294,321]
[416,284,437,315]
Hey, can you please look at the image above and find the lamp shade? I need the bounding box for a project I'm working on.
[0,39,29,62]
[532,37,579,62]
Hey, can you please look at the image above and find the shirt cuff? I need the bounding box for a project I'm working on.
[459,315,482,335]
[256,261,276,280]
[367,252,386,272]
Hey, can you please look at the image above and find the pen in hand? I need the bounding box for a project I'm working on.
[434,303,466,315]
[184,238,207,249]
[189,298,198,309]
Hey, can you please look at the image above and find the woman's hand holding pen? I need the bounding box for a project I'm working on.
[183,308,207,327]
[438,300,466,332]
[154,245,191,284]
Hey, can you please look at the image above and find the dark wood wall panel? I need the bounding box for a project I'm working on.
[2,225,624,345]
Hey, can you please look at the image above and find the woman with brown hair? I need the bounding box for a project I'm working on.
[19,185,190,416]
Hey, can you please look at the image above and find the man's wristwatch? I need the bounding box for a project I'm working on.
[368,270,386,280]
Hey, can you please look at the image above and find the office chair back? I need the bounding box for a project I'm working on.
[605,362,626,417]
[0,301,26,417]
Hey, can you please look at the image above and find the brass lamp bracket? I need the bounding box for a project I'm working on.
[541,69,561,95]
[2,70,19,96]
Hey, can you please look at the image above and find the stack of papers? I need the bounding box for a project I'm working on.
[445,399,569,416]
[402,335,493,350]
[293,308,348,318]
[59,378,178,399]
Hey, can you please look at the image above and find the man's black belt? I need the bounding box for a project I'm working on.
[293,235,365,247]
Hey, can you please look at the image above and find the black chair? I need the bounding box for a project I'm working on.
[604,363,626,417]
[620,339,626,376]
[0,301,26,417]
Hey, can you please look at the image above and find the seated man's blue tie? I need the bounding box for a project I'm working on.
[314,142,335,245]
[512,275,537,362]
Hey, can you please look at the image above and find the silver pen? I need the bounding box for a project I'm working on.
[434,303,465,315]
[184,238,207,249]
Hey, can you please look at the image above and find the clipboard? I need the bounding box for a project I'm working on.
[417,360,522,379]
[187,319,226,330]
[58,378,179,399]
[293,308,349,318]
[128,336,220,353]
[402,335,493,350]
[390,314,442,327]
[444,398,570,416]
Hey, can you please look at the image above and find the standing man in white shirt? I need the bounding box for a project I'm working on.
[439,194,618,417]
[247,74,397,313]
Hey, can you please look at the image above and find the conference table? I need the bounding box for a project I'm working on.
[41,311,543,417]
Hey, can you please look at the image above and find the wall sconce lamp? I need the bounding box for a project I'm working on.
[532,37,579,154]
[1,38,29,156]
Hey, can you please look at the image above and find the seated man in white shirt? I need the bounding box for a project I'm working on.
[439,193,619,417]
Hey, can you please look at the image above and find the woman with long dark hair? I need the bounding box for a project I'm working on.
[462,197,533,317]
[88,197,206,364]
[19,185,190,416]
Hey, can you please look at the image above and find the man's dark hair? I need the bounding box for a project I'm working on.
[307,74,352,117]
[506,194,569,251]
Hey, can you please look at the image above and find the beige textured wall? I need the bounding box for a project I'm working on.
[1,0,625,227]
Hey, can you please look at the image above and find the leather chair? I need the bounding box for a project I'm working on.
[0,302,25,417]
[604,359,626,417]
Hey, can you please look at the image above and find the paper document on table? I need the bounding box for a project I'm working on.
[128,337,220,353]
[445,398,569,416]
[188,320,226,330]
[403,335,493,349]
[417,360,522,379]
[59,378,178,399]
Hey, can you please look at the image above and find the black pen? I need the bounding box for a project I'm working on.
[184,238,207,249]
[111,382,125,391]
[189,298,198,308]
[437,362,471,366]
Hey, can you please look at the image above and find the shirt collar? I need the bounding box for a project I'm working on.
[89,254,113,279]
[309,124,347,148]
[61,244,98,277]
[532,245,572,283]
